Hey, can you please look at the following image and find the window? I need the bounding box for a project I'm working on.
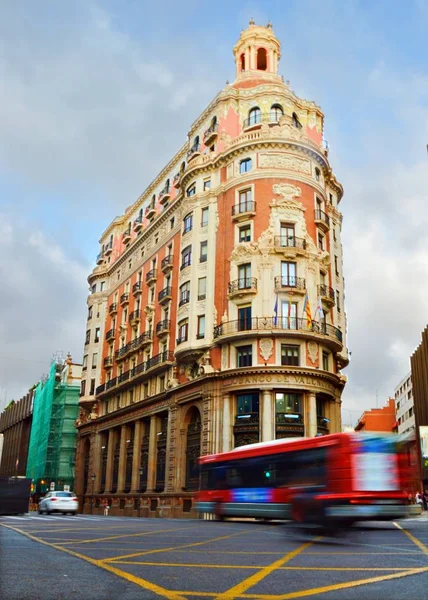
[87,306,93,320]
[239,158,252,174]
[257,48,267,70]
[91,284,97,294]
[100,281,105,291]
[83,354,88,369]
[80,380,86,396]
[197,315,206,339]
[409,406,413,417]
[280,224,295,247]
[200,241,208,262]
[150,287,155,303]
[238,306,252,331]
[275,392,302,415]
[333,228,337,242]
[85,330,90,345]
[236,392,259,416]
[281,345,299,366]
[334,255,339,276]
[281,301,298,329]
[181,245,192,269]
[177,319,189,343]
[143,383,149,399]
[336,290,340,312]
[318,232,324,251]
[322,351,329,371]
[237,345,252,367]
[239,224,251,242]
[281,261,297,287]
[203,180,211,191]
[90,379,95,395]
[201,207,209,227]
[238,189,252,212]
[186,184,196,197]
[117,270,121,280]
[179,281,190,306]
[270,104,283,122]
[198,277,206,300]
[159,376,165,393]
[170,217,175,230]
[248,107,261,126]
[183,213,193,234]
[238,263,251,288]
[92,353,98,369]
[315,167,320,182]
[94,327,100,343]
[292,112,302,129]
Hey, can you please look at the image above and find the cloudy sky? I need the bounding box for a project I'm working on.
[1,1,427,425]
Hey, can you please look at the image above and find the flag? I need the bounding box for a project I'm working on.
[315,295,323,321]
[302,292,312,327]
[273,293,278,326]
[15,458,19,472]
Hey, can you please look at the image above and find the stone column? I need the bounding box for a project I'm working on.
[222,394,232,452]
[92,432,102,493]
[245,47,250,71]
[105,429,115,492]
[131,420,141,493]
[146,416,157,492]
[262,390,274,442]
[165,407,177,493]
[305,393,317,438]
[250,46,256,70]
[117,425,128,493]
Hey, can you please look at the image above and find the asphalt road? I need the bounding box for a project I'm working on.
[0,513,427,600]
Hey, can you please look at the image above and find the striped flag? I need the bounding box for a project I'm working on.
[302,291,312,327]
[273,293,278,326]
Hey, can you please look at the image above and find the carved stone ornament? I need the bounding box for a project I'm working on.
[230,242,259,262]
[260,154,311,174]
[272,182,302,201]
[308,342,318,364]
[221,345,228,370]
[259,338,273,361]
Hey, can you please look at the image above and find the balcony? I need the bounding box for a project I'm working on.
[317,415,330,435]
[159,184,171,205]
[276,412,304,437]
[156,319,171,337]
[145,350,174,372]
[122,228,131,245]
[103,356,114,370]
[133,216,143,232]
[318,284,335,308]
[96,252,105,265]
[233,413,259,435]
[274,236,307,257]
[213,317,343,351]
[146,269,157,285]
[109,302,118,316]
[179,291,190,307]
[274,276,306,295]
[105,377,117,390]
[118,370,130,384]
[161,254,173,274]
[96,383,105,395]
[120,292,130,306]
[132,281,142,296]
[314,209,330,231]
[104,240,113,256]
[173,172,181,189]
[158,286,172,305]
[228,277,257,300]
[129,310,142,327]
[231,201,256,221]
[145,204,156,220]
[242,111,284,131]
[133,330,153,350]
[187,142,201,161]
[203,122,218,146]
[176,335,188,345]
[105,329,115,343]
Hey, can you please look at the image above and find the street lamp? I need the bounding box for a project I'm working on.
[90,473,96,514]
[138,467,143,518]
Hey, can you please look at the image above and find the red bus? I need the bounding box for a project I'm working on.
[195,432,415,526]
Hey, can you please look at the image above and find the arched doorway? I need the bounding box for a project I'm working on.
[185,407,202,491]
[257,48,267,70]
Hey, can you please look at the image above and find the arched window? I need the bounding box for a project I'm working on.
[257,48,267,70]
[248,107,261,126]
[239,158,252,174]
[165,178,170,190]
[240,53,245,72]
[180,161,186,172]
[211,116,217,128]
[194,135,199,147]
[139,207,143,220]
[270,104,284,123]
[151,194,156,207]
[292,112,302,129]
[315,168,320,182]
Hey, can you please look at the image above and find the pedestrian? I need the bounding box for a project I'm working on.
[415,491,422,506]
[103,499,110,516]
[423,490,428,512]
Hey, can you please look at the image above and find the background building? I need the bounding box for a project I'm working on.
[354,398,396,432]
[75,21,349,517]
[394,372,415,435]
[410,326,428,488]
[0,391,33,477]
[26,354,81,497]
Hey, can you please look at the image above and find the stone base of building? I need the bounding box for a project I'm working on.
[80,493,200,519]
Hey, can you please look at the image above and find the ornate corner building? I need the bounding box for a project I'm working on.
[75,22,349,517]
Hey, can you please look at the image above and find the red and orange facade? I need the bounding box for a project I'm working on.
[75,22,348,517]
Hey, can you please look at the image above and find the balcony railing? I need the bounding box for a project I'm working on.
[231,201,256,218]
[314,209,330,228]
[176,335,187,345]
[145,203,156,219]
[317,415,330,434]
[108,303,118,316]
[129,310,142,323]
[132,281,142,296]
[159,184,171,205]
[234,413,259,426]
[122,228,131,244]
[274,276,306,291]
[213,317,343,344]
[158,286,172,303]
[242,111,285,130]
[120,292,130,305]
[105,328,115,342]
[156,319,171,336]
[116,330,152,360]
[228,278,257,295]
[96,252,105,265]
[274,236,307,250]
[105,377,117,390]
[187,142,201,161]
[318,284,335,305]
[118,370,130,384]
[276,412,304,425]
[161,254,173,272]
[203,122,218,144]
[146,269,157,284]
[103,356,114,369]
[173,172,181,189]
[146,350,174,370]
[104,240,113,255]
[179,291,190,306]
[133,216,143,232]
[96,383,105,395]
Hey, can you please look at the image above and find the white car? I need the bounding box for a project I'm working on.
[38,491,78,515]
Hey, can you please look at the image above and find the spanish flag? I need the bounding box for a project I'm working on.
[302,291,312,327]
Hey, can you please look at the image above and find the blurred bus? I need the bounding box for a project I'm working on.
[195,432,416,527]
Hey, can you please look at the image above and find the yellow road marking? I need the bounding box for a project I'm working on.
[54,527,184,545]
[25,524,138,534]
[112,560,411,571]
[215,540,316,600]
[105,530,251,563]
[239,567,428,599]
[394,522,428,555]
[0,523,186,600]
